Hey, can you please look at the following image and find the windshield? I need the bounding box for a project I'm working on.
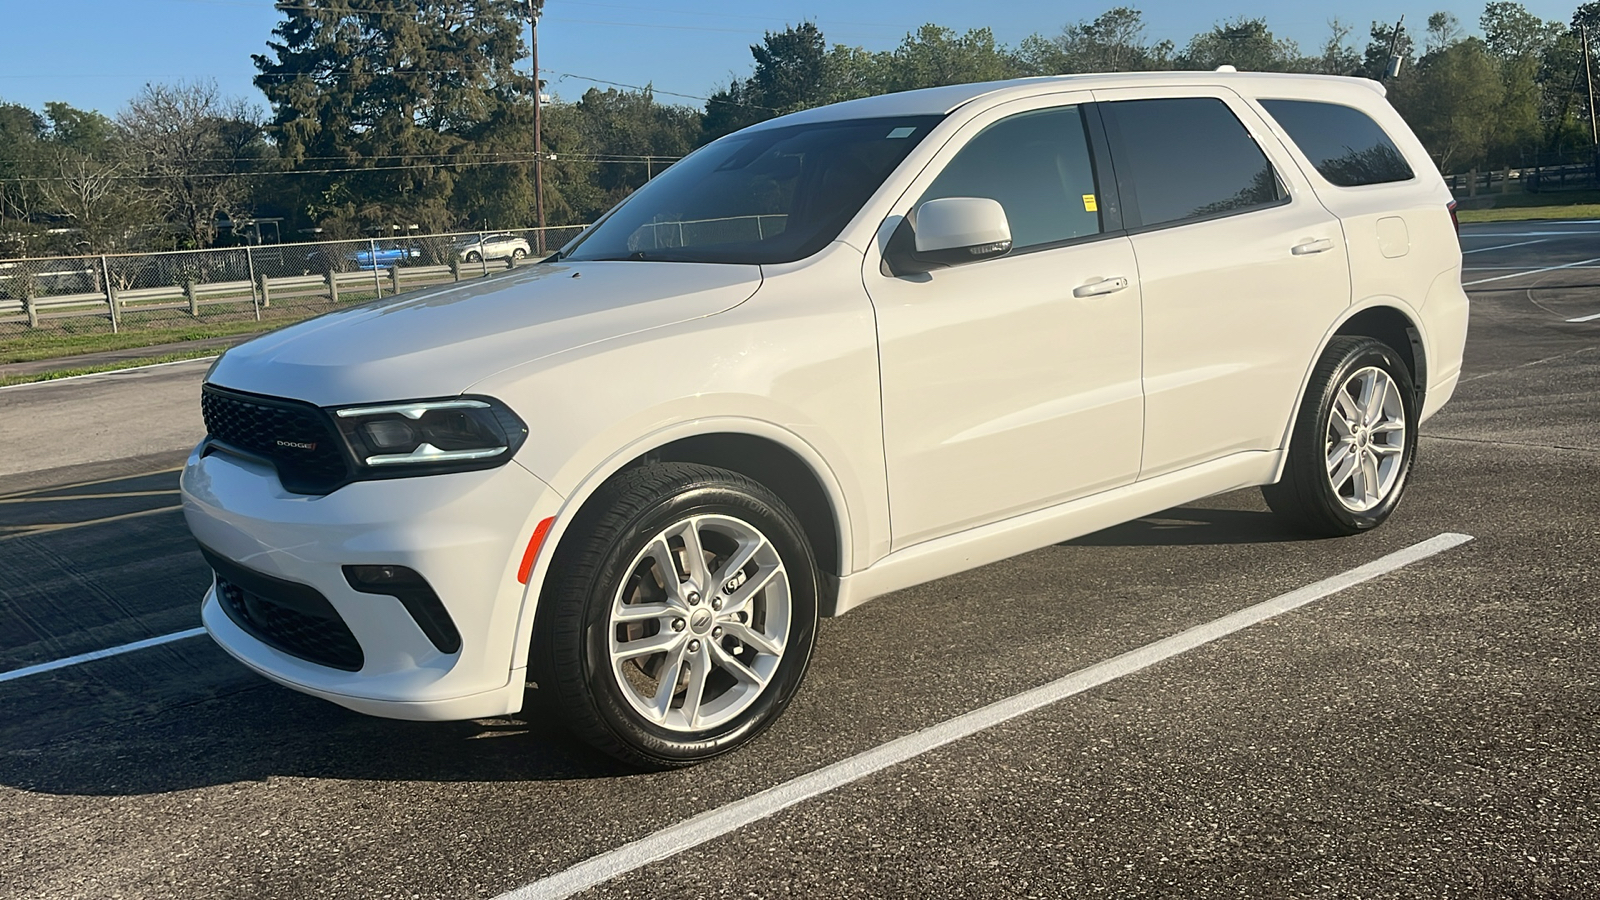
[562,115,944,265]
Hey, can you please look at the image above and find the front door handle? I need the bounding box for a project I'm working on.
[1291,238,1335,256]
[1072,276,1129,298]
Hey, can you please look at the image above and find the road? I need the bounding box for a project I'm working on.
[1,222,1596,899]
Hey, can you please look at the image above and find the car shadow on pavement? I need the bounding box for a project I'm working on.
[0,678,638,796]
[1064,505,1314,547]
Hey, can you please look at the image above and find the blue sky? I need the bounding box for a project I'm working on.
[0,0,1585,117]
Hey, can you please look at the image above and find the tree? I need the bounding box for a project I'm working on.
[1363,20,1417,81]
[26,104,148,252]
[1018,7,1173,75]
[0,102,47,247]
[253,0,538,234]
[1482,2,1562,61]
[701,77,771,144]
[1478,3,1558,165]
[1401,38,1505,171]
[880,25,1019,92]
[1425,12,1465,54]
[1310,19,1363,76]
[750,22,827,114]
[565,87,699,214]
[119,80,266,248]
[1178,18,1300,72]
[702,24,830,142]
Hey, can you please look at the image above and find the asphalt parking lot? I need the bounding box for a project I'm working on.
[1,221,1596,899]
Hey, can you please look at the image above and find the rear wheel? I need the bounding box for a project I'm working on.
[532,463,819,768]
[1263,336,1417,536]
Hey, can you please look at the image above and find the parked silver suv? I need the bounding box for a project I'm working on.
[455,232,531,263]
[182,72,1467,768]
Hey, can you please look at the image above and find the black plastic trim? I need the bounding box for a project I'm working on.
[200,544,365,671]
[343,565,463,655]
[1081,102,1124,234]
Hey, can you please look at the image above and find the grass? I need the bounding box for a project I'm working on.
[1454,190,1600,223]
[0,348,223,387]
[0,317,277,365]
[0,291,383,365]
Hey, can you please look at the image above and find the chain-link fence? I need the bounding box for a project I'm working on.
[0,226,586,342]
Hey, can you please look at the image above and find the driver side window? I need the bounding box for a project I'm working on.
[920,106,1102,251]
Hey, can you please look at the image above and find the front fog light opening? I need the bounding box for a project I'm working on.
[343,564,462,654]
[331,397,528,472]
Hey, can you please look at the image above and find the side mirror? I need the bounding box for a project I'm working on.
[913,197,1012,263]
[885,197,1013,275]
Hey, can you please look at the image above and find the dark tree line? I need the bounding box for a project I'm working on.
[4,2,1600,257]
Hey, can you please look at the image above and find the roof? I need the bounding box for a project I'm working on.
[748,71,1388,130]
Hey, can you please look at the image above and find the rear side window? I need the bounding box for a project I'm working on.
[1100,97,1286,229]
[1259,99,1415,187]
[919,106,1102,251]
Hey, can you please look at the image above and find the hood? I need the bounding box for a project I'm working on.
[208,261,762,407]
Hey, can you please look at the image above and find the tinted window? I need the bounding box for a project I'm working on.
[1102,98,1286,228]
[1259,99,1414,187]
[919,106,1101,250]
[564,116,942,265]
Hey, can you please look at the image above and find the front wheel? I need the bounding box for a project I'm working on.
[1263,336,1418,536]
[511,247,528,260]
[465,251,482,263]
[532,463,819,768]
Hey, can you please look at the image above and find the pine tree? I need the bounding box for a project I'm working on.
[253,0,538,234]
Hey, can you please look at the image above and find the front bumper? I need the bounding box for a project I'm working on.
[181,443,562,720]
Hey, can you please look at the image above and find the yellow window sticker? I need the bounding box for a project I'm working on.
[1082,194,1099,212]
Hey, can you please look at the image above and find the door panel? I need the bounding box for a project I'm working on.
[1093,88,1352,478]
[863,95,1144,549]
[869,241,1144,546]
[1130,206,1349,475]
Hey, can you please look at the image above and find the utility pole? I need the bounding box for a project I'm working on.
[1583,24,1599,154]
[528,0,547,253]
[1382,16,1406,81]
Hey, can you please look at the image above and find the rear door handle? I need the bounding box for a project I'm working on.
[1292,238,1335,256]
[1072,276,1129,298]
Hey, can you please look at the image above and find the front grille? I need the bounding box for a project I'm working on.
[201,385,349,494]
[202,546,364,672]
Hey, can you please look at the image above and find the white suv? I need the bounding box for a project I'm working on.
[455,232,532,263]
[182,72,1468,767]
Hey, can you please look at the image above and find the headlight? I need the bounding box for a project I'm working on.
[330,397,528,476]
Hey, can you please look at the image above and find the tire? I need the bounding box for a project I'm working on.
[512,247,528,260]
[1263,336,1418,536]
[465,251,481,263]
[531,463,820,769]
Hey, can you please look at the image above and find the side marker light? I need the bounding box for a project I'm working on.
[517,517,556,585]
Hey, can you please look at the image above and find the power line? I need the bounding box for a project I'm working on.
[0,153,683,184]
[159,0,900,30]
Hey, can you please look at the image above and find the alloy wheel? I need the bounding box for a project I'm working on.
[1325,365,1407,512]
[607,514,790,733]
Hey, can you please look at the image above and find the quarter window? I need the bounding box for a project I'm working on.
[919,106,1102,251]
[1259,99,1415,187]
[1101,98,1286,228]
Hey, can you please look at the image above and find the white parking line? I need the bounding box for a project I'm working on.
[0,628,207,685]
[1461,228,1600,236]
[1461,239,1548,254]
[1462,257,1600,286]
[498,532,1475,900]
[1567,311,1600,323]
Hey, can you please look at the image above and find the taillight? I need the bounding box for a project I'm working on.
[1447,200,1460,234]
